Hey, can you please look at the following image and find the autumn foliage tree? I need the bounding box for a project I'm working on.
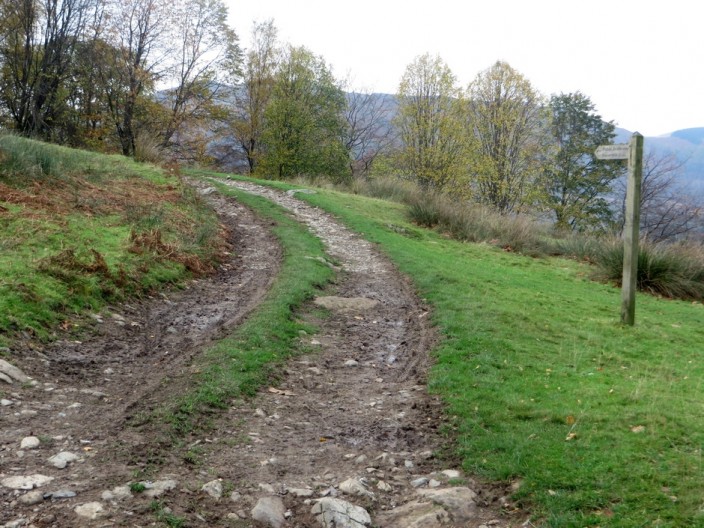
[230,19,279,173]
[395,54,467,191]
[465,61,545,213]
[159,0,240,161]
[0,0,95,139]
[0,0,241,159]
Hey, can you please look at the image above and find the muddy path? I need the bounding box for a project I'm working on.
[0,180,525,527]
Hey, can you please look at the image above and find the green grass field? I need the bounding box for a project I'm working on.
[215,174,704,527]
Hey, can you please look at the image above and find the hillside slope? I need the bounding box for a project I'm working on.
[0,136,227,345]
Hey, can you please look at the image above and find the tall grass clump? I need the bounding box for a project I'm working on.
[358,175,422,203]
[405,190,550,256]
[133,131,165,164]
[592,238,704,300]
[552,233,608,262]
[0,133,62,181]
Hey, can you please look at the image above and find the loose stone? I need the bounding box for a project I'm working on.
[375,499,450,528]
[19,490,44,505]
[20,436,40,449]
[375,452,396,466]
[101,485,132,501]
[311,498,371,528]
[440,469,461,479]
[48,451,79,469]
[251,496,286,528]
[1,474,54,490]
[46,490,77,500]
[0,359,30,383]
[313,296,379,313]
[143,479,178,498]
[411,477,429,488]
[288,487,314,497]
[416,487,478,522]
[74,501,105,520]
[258,483,276,494]
[2,518,28,528]
[376,480,392,492]
[339,478,374,499]
[201,479,223,500]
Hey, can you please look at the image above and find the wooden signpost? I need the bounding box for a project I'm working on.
[595,133,644,326]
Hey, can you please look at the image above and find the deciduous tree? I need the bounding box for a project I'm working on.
[466,61,545,213]
[258,45,348,181]
[230,19,279,173]
[343,88,396,179]
[616,150,702,242]
[95,0,170,156]
[160,0,240,160]
[395,53,466,191]
[0,0,95,138]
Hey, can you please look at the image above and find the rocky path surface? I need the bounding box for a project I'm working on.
[0,180,526,527]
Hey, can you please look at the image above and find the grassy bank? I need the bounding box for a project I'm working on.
[0,136,225,346]
[218,174,704,527]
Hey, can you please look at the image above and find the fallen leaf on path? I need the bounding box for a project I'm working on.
[630,425,645,433]
[268,387,295,396]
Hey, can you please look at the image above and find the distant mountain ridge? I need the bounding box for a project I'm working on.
[614,127,704,192]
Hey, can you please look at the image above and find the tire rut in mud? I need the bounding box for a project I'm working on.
[0,189,281,526]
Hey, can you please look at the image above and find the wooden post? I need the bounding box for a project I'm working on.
[621,132,644,326]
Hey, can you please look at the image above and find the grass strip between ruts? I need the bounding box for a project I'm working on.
[165,181,334,436]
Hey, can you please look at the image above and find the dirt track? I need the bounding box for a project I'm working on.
[0,180,523,527]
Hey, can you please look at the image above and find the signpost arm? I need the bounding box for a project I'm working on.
[621,132,644,325]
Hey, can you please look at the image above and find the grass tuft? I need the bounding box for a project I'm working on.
[404,190,550,256]
[592,238,704,300]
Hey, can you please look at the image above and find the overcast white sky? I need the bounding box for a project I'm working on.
[226,0,702,137]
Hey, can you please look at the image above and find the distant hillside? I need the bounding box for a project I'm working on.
[614,127,704,192]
